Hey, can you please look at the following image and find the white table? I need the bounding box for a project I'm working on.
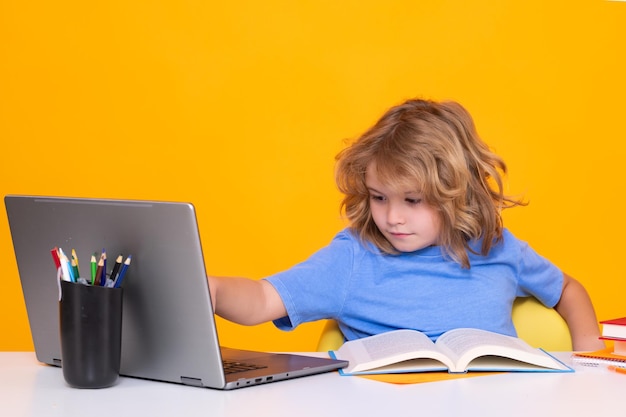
[1,351,622,416]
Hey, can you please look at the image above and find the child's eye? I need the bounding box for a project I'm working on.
[370,195,385,202]
[406,198,422,205]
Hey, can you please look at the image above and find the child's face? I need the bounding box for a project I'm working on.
[365,164,441,252]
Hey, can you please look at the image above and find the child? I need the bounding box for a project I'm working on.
[209,98,604,351]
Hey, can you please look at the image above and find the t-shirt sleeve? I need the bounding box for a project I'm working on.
[264,231,356,331]
[513,236,564,308]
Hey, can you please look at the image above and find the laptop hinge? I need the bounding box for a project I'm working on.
[180,376,204,387]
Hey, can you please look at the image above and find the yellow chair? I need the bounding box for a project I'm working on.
[511,296,572,351]
[316,297,573,352]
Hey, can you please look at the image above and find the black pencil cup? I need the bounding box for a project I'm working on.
[59,280,123,388]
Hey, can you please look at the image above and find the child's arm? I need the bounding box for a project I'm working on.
[208,276,287,325]
[554,273,605,351]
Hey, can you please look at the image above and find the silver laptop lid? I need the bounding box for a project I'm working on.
[5,195,227,388]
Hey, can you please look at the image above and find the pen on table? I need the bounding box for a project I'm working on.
[608,365,626,375]
[113,255,132,288]
[94,256,105,286]
[90,253,97,285]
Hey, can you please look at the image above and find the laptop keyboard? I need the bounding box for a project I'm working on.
[223,359,268,375]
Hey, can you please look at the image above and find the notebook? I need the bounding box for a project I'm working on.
[4,195,347,390]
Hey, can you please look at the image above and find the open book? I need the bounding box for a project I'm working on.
[329,328,572,375]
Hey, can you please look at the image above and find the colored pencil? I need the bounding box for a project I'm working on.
[50,247,61,271]
[114,255,132,288]
[109,254,123,283]
[94,257,104,286]
[101,249,107,286]
[90,253,97,285]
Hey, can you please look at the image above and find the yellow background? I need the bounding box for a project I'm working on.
[1,1,625,352]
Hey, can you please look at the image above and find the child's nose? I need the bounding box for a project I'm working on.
[386,204,405,225]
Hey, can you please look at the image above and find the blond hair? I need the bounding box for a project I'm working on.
[335,98,524,268]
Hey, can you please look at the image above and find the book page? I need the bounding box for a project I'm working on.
[436,328,569,372]
[333,329,454,374]
[360,329,435,360]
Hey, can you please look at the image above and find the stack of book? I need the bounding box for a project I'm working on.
[599,317,626,355]
[573,316,626,367]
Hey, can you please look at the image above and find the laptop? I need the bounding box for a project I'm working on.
[4,195,347,390]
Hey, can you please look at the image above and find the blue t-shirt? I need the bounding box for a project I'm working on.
[265,228,563,342]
